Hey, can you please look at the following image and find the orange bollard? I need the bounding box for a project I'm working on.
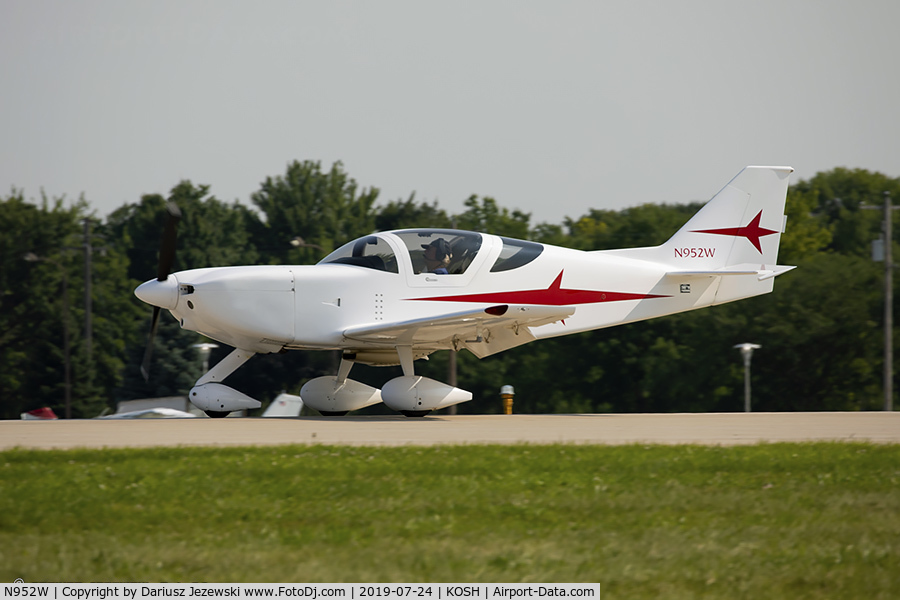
[500,385,515,415]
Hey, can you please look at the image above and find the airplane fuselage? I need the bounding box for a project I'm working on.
[150,229,769,362]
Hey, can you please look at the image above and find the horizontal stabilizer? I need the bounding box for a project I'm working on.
[667,264,796,281]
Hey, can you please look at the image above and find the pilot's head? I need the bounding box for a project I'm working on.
[422,239,452,268]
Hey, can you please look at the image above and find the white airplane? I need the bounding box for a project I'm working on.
[136,166,795,418]
[99,407,198,419]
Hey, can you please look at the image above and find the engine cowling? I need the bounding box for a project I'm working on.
[189,383,262,413]
[300,376,383,414]
[381,376,472,414]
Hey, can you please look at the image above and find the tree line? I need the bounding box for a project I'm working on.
[1,160,898,418]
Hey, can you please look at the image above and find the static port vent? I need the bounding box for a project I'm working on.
[179,284,195,295]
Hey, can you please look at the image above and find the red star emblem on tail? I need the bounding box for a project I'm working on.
[691,210,778,253]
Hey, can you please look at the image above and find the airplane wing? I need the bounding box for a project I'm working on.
[343,304,575,358]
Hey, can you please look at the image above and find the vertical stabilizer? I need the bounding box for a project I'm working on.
[603,166,793,273]
[661,166,793,269]
[262,393,304,417]
[598,166,795,305]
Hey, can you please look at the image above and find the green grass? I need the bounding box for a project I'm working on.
[1,443,898,598]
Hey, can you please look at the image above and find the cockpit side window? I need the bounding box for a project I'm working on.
[394,230,483,275]
[318,236,399,273]
[490,238,544,272]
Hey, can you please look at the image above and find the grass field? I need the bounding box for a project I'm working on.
[1,443,898,598]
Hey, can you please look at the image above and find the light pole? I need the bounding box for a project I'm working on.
[192,343,219,373]
[862,191,896,411]
[734,343,761,413]
[883,191,893,412]
[24,252,72,419]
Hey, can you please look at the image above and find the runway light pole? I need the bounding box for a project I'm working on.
[862,191,896,411]
[192,343,219,373]
[734,343,761,413]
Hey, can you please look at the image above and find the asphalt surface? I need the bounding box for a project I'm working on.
[2,412,899,450]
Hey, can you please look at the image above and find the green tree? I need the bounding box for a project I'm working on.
[794,167,900,257]
[564,202,701,251]
[530,222,570,247]
[746,253,882,410]
[0,192,80,417]
[106,181,261,282]
[454,195,531,239]
[375,194,453,231]
[252,160,379,265]
[0,192,139,418]
[778,186,833,262]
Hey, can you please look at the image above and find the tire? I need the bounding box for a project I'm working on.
[400,410,431,418]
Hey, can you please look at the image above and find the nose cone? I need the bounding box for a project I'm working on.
[135,275,179,310]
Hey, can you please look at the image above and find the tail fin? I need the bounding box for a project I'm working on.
[662,166,793,270]
[602,166,795,304]
[262,393,304,417]
[607,166,794,274]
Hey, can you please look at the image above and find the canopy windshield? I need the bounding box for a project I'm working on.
[393,229,483,275]
[318,235,399,273]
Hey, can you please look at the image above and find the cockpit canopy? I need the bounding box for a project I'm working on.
[393,230,482,275]
[319,229,483,275]
[319,235,400,273]
[319,229,543,275]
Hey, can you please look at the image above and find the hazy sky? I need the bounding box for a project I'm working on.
[2,0,898,225]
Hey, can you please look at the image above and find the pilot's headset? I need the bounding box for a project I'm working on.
[422,238,452,262]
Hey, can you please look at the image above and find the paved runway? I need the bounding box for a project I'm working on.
[2,412,898,450]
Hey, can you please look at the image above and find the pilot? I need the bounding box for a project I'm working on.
[422,238,452,274]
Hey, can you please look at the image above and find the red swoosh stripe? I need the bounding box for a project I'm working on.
[409,271,669,306]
